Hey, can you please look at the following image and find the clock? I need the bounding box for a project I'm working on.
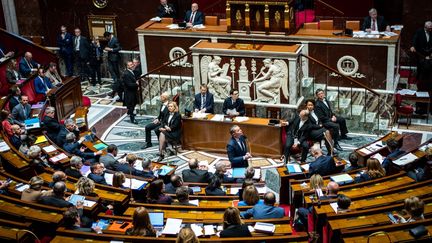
[93,0,108,9]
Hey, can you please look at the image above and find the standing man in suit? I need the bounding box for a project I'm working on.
[227,125,251,168]
[314,89,350,150]
[104,32,122,101]
[89,37,103,87]
[19,52,39,78]
[223,89,245,116]
[157,0,176,18]
[122,61,138,124]
[181,158,213,183]
[132,57,142,79]
[145,92,170,148]
[282,110,314,164]
[410,21,432,114]
[193,84,214,113]
[361,8,390,32]
[308,145,340,176]
[11,95,31,126]
[73,28,90,80]
[184,3,204,27]
[57,25,74,76]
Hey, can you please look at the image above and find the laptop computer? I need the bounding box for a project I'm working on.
[149,212,165,230]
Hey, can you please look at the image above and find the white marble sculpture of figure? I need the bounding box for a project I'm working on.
[206,56,231,98]
[250,59,288,103]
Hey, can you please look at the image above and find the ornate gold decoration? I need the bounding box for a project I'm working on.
[245,4,250,28]
[275,10,281,26]
[236,10,242,25]
[264,4,269,29]
[226,3,231,29]
[255,10,261,25]
[235,43,254,50]
[92,0,108,9]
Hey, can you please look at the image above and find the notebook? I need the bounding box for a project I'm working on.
[330,174,354,185]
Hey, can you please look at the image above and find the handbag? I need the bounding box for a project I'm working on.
[409,225,428,238]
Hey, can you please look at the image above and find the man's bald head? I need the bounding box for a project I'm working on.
[327,181,339,195]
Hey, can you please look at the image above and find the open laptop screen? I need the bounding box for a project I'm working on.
[149,212,164,227]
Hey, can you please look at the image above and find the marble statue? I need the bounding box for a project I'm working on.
[250,59,288,103]
[200,56,231,99]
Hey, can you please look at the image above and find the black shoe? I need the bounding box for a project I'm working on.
[335,143,343,151]
[340,135,352,140]
[157,155,164,162]
[144,143,153,149]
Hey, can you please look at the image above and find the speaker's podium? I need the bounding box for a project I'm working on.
[226,0,296,35]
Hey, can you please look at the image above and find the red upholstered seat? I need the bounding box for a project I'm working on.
[394,93,414,129]
[21,78,45,104]
[82,96,91,107]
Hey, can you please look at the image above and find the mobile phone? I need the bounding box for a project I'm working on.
[119,222,130,229]
[116,220,124,224]
[388,213,398,223]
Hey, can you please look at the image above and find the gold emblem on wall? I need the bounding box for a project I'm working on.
[275,11,281,26]
[255,10,261,25]
[92,0,108,9]
[236,10,242,25]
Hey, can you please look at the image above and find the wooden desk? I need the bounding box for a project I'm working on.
[182,115,283,158]
[355,132,403,166]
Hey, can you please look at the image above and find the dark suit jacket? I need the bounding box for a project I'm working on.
[106,36,121,62]
[220,224,252,238]
[88,173,108,185]
[73,35,90,60]
[63,142,95,159]
[34,76,53,95]
[157,3,176,18]
[99,153,117,170]
[240,204,285,219]
[11,103,31,124]
[133,64,142,79]
[412,28,432,57]
[39,195,73,208]
[193,92,214,113]
[122,69,138,108]
[182,169,213,183]
[361,16,388,31]
[65,167,83,178]
[226,136,248,168]
[8,96,20,111]
[315,99,334,124]
[382,148,405,171]
[113,163,148,177]
[309,155,338,176]
[161,112,182,141]
[6,69,21,84]
[19,58,39,78]
[43,116,61,141]
[164,183,193,194]
[57,32,74,55]
[223,97,245,116]
[89,42,103,65]
[56,126,75,147]
[184,10,204,25]
[10,135,22,149]
[157,104,169,122]
[286,115,317,143]
[205,187,226,196]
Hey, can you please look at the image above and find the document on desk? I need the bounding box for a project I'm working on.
[397,89,416,95]
[234,116,249,122]
[330,202,339,213]
[372,153,384,164]
[210,114,224,121]
[393,153,418,166]
[416,91,430,98]
[49,153,67,163]
[189,199,199,206]
[204,225,216,235]
[166,24,180,29]
[358,147,372,155]
[161,218,182,235]
[0,141,10,152]
[191,224,203,237]
[192,112,208,119]
[42,145,57,153]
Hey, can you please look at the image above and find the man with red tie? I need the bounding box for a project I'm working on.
[184,3,204,27]
[361,8,390,32]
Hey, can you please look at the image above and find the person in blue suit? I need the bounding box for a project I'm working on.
[382,138,405,172]
[88,163,108,185]
[240,192,284,219]
[34,67,53,96]
[19,52,39,78]
[63,132,102,162]
[308,144,340,176]
[226,125,251,168]
[184,3,204,27]
[57,25,74,76]
[193,84,214,114]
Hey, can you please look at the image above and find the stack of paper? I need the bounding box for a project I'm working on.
[234,116,249,122]
[204,225,216,235]
[0,141,10,152]
[330,202,339,213]
[161,218,182,235]
[192,112,208,119]
[210,114,224,121]
[397,89,416,95]
[330,174,354,185]
[42,145,57,153]
[287,164,302,173]
[416,92,430,98]
[189,199,199,206]
[371,153,384,164]
[49,153,67,163]
[254,222,275,233]
[190,224,203,237]
[393,153,418,166]
[301,164,310,171]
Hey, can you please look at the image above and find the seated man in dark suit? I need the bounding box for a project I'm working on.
[226,125,251,168]
[114,153,148,177]
[88,163,108,185]
[182,158,213,183]
[282,109,315,164]
[9,125,23,149]
[165,174,193,194]
[42,106,61,141]
[65,156,84,179]
[382,138,405,172]
[240,192,284,219]
[172,186,197,206]
[63,207,102,233]
[19,52,39,78]
[184,2,204,27]
[11,95,31,126]
[223,89,245,116]
[214,160,236,183]
[193,84,214,114]
[361,8,390,32]
[320,181,340,200]
[314,89,350,150]
[39,181,73,208]
[48,171,68,188]
[0,46,14,59]
[99,144,119,170]
[308,145,340,176]
[8,86,21,111]
[56,119,80,147]
[157,0,176,18]
[145,92,169,148]
[63,132,102,162]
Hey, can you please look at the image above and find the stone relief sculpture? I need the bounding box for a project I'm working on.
[250,59,288,103]
[200,56,231,99]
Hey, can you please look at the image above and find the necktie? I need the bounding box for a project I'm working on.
[201,95,206,109]
[189,12,195,24]
[75,37,79,50]
[426,31,430,43]
[371,19,376,31]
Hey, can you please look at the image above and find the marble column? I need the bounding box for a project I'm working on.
[1,0,19,34]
